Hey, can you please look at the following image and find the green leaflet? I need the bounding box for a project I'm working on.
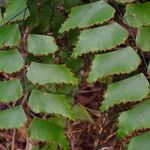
[136,26,150,52]
[1,0,30,24]
[51,11,65,34]
[100,73,149,112]
[118,100,150,138]
[0,105,27,129]
[59,0,115,33]
[0,79,23,103]
[0,24,20,48]
[87,46,140,83]
[128,131,150,150]
[27,34,58,55]
[125,2,150,27]
[29,117,69,150]
[72,22,128,57]
[73,104,94,123]
[27,62,78,85]
[0,49,24,73]
[117,0,136,3]
[28,90,76,119]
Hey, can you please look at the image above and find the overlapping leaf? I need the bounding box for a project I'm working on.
[27,34,58,55]
[0,105,27,129]
[0,49,24,73]
[59,0,115,33]
[73,104,94,123]
[87,47,140,83]
[125,2,150,27]
[72,22,128,57]
[0,24,20,48]
[128,131,150,150]
[1,0,30,23]
[136,26,150,52]
[27,62,78,85]
[0,79,23,103]
[100,73,149,112]
[29,117,69,150]
[28,90,75,119]
[118,100,150,138]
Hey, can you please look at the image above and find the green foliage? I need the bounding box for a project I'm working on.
[0,0,150,149]
[117,0,136,3]
[100,73,149,112]
[87,46,140,83]
[60,0,115,33]
[0,49,24,73]
[0,79,23,103]
[73,104,94,123]
[128,131,150,150]
[118,100,150,138]
[125,2,150,27]
[29,117,69,150]
[0,105,27,129]
[0,24,20,48]
[28,90,76,119]
[27,34,58,55]
[72,22,128,57]
[27,62,78,85]
[136,26,150,52]
[1,0,30,23]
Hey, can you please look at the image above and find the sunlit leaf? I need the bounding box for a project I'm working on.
[27,62,78,85]
[60,0,115,33]
[0,105,27,129]
[0,79,23,103]
[2,0,30,23]
[29,117,69,150]
[87,46,140,83]
[27,34,58,56]
[0,49,24,73]
[125,2,150,27]
[118,100,150,138]
[28,90,76,119]
[100,73,149,112]
[136,26,150,52]
[128,131,150,150]
[72,22,128,57]
[0,24,20,48]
